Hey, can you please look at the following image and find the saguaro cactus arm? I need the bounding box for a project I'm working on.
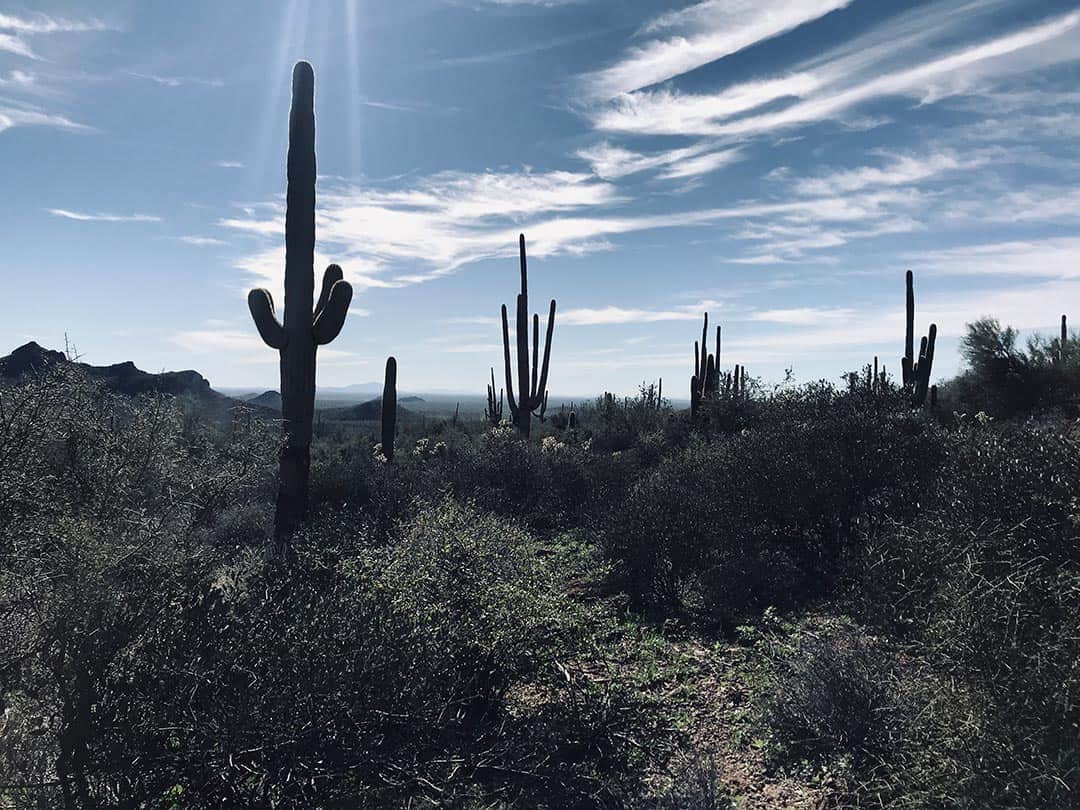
[533,299,555,411]
[249,289,288,350]
[501,304,519,417]
[312,267,353,344]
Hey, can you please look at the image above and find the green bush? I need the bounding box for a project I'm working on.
[849,420,1080,806]
[602,388,943,620]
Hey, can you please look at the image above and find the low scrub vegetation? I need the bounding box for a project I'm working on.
[1,314,1078,808]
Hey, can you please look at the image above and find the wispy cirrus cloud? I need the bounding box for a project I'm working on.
[0,69,33,88]
[221,168,627,288]
[906,237,1080,280]
[790,150,986,196]
[0,12,110,59]
[175,235,228,247]
[221,163,939,289]
[47,208,161,223]
[129,72,223,88]
[576,140,741,181]
[579,0,852,100]
[586,6,1080,138]
[559,300,723,326]
[0,106,88,134]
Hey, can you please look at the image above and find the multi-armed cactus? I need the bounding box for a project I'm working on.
[501,234,555,437]
[901,270,937,407]
[382,357,397,462]
[248,61,352,557]
[690,314,721,419]
[485,367,504,426]
[689,314,748,417]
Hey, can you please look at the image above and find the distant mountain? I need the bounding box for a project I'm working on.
[0,342,240,410]
[323,396,417,421]
[247,390,283,410]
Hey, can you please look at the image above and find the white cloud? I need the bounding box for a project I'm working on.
[0,107,87,133]
[47,208,161,223]
[223,163,938,287]
[0,69,33,88]
[559,300,723,326]
[0,12,110,59]
[791,151,984,196]
[129,72,223,88]
[580,0,852,99]
[906,237,1080,280]
[176,235,228,247]
[586,8,1080,137]
[0,13,109,34]
[222,169,626,286]
[576,140,741,181]
[215,160,244,169]
[590,74,820,135]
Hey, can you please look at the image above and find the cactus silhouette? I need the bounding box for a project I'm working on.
[485,367,503,425]
[900,270,936,407]
[248,61,353,557]
[382,357,397,462]
[500,234,555,437]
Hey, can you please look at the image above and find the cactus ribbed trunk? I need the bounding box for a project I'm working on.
[276,62,318,552]
[248,61,353,559]
[382,357,397,461]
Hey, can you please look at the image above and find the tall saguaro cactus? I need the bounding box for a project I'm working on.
[382,357,397,462]
[501,234,556,437]
[900,270,936,407]
[248,61,353,557]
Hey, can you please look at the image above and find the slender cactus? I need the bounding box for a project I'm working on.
[501,234,556,437]
[382,357,397,462]
[900,270,937,407]
[485,367,503,425]
[248,61,353,558]
[1061,314,1068,366]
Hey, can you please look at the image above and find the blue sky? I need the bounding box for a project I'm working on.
[1,0,1078,395]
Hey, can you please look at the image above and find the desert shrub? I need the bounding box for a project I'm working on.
[3,487,653,808]
[848,420,1080,806]
[646,752,731,809]
[755,620,907,768]
[0,367,276,807]
[602,394,943,619]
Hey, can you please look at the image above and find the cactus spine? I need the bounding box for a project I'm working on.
[247,61,353,557]
[382,356,397,462]
[900,270,937,407]
[501,234,556,437]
